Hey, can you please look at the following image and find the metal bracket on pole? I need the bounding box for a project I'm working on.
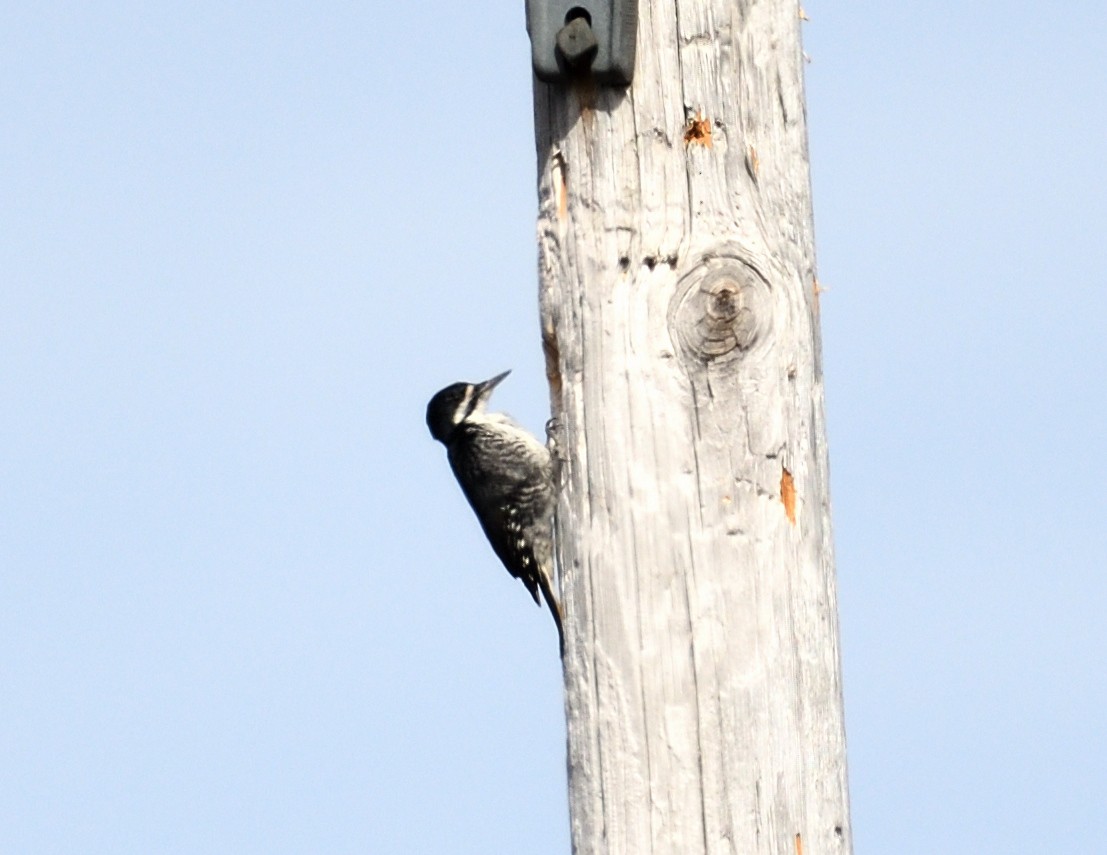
[526,0,638,86]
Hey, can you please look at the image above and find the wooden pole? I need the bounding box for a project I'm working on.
[533,1,851,852]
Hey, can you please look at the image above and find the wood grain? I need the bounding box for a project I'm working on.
[533,2,851,852]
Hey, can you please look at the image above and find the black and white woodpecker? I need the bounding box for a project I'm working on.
[426,370,564,653]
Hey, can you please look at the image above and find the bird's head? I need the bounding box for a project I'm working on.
[425,370,510,443]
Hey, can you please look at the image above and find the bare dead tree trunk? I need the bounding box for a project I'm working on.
[533,1,851,852]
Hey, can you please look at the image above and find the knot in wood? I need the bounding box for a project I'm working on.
[669,254,772,365]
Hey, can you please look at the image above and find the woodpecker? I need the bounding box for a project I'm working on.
[426,370,564,653]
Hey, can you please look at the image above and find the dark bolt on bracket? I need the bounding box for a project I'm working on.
[526,0,638,86]
[556,15,599,70]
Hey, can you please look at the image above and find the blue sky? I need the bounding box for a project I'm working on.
[2,3,1104,853]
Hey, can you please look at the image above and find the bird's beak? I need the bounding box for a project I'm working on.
[475,370,511,402]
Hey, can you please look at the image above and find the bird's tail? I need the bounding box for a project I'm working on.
[537,567,565,658]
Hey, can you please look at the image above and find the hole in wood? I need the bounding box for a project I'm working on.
[565,6,592,25]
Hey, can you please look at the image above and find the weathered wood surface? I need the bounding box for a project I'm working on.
[533,1,851,853]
